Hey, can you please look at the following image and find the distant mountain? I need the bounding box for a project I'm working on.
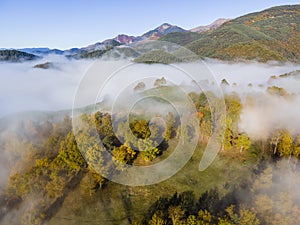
[0,50,39,62]
[186,5,300,62]
[63,48,86,55]
[76,23,186,59]
[19,48,64,55]
[114,34,139,44]
[81,39,121,52]
[68,39,121,59]
[141,23,186,40]
[190,18,231,33]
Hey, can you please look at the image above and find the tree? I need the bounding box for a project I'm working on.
[200,120,212,142]
[218,218,233,225]
[57,132,86,172]
[198,209,212,225]
[164,112,176,140]
[293,135,300,158]
[134,82,146,91]
[239,207,260,225]
[277,130,293,157]
[270,130,293,157]
[130,119,151,139]
[235,133,251,152]
[253,194,273,223]
[138,139,160,161]
[222,119,234,151]
[251,166,272,194]
[77,114,110,177]
[267,86,288,97]
[149,211,166,225]
[168,205,185,225]
[186,215,199,225]
[225,94,242,126]
[154,77,167,87]
[221,79,230,86]
[113,144,136,164]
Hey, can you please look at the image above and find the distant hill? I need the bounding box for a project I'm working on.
[159,31,202,46]
[33,62,54,69]
[0,50,39,62]
[185,5,300,62]
[134,50,182,64]
[190,18,231,33]
[19,48,64,55]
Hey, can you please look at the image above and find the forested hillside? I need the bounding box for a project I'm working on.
[0,50,39,62]
[186,5,300,62]
[1,84,300,224]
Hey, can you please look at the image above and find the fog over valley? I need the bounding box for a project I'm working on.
[1,57,300,118]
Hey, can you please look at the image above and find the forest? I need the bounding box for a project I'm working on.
[0,82,300,225]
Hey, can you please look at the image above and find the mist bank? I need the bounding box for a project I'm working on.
[0,55,92,118]
[0,57,300,120]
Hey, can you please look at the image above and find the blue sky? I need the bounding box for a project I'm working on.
[0,0,299,49]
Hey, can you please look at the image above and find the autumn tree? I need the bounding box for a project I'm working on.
[113,143,136,164]
[57,132,86,172]
[154,77,167,87]
[277,130,293,157]
[148,211,166,225]
[130,119,151,139]
[234,133,251,152]
[269,130,293,157]
[164,112,176,140]
[168,205,185,225]
[138,139,160,161]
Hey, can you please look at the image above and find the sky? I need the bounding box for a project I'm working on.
[0,0,299,49]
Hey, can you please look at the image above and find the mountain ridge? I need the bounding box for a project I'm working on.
[1,5,299,63]
[190,18,231,33]
[0,50,40,62]
[185,4,300,62]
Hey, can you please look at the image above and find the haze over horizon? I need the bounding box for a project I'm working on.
[0,0,299,49]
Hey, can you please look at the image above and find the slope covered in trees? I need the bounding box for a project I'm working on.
[1,85,300,224]
[185,5,300,62]
[0,50,39,62]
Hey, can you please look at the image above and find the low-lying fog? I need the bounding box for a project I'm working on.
[1,57,300,134]
[0,55,93,117]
